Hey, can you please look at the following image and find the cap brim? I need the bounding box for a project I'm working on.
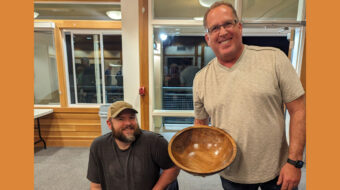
[110,107,138,118]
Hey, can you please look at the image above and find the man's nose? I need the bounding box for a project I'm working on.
[123,119,132,126]
[219,26,228,36]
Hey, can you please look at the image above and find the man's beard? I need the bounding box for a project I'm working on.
[111,122,142,143]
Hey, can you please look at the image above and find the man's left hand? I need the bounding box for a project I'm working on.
[277,163,301,190]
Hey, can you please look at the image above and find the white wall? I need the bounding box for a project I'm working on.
[121,1,141,121]
[34,32,59,104]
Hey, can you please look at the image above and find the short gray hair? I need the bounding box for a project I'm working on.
[203,1,239,30]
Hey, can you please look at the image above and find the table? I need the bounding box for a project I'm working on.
[34,109,53,149]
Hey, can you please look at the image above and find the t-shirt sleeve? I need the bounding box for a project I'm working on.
[275,49,305,103]
[193,74,209,120]
[151,134,174,170]
[87,141,101,184]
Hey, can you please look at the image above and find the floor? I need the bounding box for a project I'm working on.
[34,147,224,190]
[34,127,306,190]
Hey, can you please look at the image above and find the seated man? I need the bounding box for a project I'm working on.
[87,101,180,190]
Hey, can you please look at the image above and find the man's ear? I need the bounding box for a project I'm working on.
[238,22,243,32]
[205,33,210,46]
[106,119,112,130]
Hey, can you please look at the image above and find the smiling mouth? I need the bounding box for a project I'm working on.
[219,39,231,45]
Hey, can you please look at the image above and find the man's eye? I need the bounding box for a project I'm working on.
[224,22,232,27]
[211,26,218,32]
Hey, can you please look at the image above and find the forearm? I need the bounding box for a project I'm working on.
[287,96,306,160]
[194,118,209,125]
[90,182,102,190]
[152,166,180,190]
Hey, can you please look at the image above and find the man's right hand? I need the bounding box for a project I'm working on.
[90,182,101,190]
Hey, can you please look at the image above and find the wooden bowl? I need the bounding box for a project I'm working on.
[168,125,237,176]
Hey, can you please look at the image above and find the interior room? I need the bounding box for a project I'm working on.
[34,0,306,189]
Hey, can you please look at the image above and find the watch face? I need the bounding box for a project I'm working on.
[296,161,304,168]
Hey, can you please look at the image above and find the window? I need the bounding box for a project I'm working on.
[64,31,123,104]
[34,30,60,105]
[242,0,300,21]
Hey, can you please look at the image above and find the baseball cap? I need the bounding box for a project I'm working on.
[107,101,138,119]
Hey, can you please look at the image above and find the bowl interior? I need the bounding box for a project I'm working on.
[170,126,236,174]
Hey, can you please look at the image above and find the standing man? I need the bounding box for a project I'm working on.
[87,101,180,190]
[193,2,305,190]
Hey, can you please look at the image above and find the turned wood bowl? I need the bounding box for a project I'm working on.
[168,125,237,176]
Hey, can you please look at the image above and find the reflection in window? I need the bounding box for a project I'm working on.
[65,33,123,104]
[153,26,291,126]
[153,0,234,20]
[34,30,60,105]
[242,0,299,21]
[155,35,214,112]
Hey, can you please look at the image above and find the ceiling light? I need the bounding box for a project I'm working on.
[160,33,168,41]
[34,12,39,19]
[106,11,121,20]
[193,17,203,21]
[199,0,219,8]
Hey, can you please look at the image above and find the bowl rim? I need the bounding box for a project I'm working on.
[168,125,237,175]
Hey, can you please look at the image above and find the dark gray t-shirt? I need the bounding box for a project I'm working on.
[87,130,174,190]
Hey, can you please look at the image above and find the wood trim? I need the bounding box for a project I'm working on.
[34,107,99,113]
[35,20,121,29]
[139,0,149,130]
[54,25,68,107]
[35,0,120,2]
[288,29,295,59]
[57,20,121,29]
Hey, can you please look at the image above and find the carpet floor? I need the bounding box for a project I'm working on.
[34,146,305,190]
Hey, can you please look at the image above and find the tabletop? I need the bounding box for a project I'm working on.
[34,109,53,119]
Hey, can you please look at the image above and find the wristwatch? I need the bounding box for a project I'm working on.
[287,158,304,168]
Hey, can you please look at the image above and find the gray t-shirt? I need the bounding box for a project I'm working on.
[87,130,174,190]
[193,45,305,183]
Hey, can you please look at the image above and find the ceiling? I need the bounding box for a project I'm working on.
[34,3,121,20]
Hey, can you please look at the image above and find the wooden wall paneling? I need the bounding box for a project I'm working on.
[139,0,149,130]
[34,110,102,147]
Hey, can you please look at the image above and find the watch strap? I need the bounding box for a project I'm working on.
[287,158,304,168]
